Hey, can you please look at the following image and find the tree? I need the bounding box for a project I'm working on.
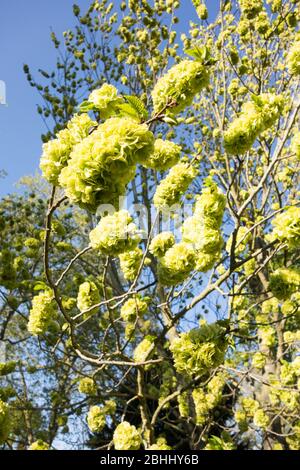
[1,0,300,450]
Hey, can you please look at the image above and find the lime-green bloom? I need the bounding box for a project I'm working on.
[238,0,263,19]
[291,132,300,159]
[88,83,123,118]
[224,94,284,155]
[59,117,154,211]
[287,41,300,75]
[113,421,141,450]
[40,113,96,184]
[87,406,106,433]
[78,377,97,396]
[77,281,100,316]
[269,267,300,300]
[158,242,196,286]
[145,139,181,171]
[149,232,175,258]
[120,296,148,323]
[149,437,172,450]
[154,162,197,209]
[182,180,225,272]
[271,207,300,249]
[28,440,49,450]
[119,248,143,281]
[152,59,209,115]
[170,321,228,377]
[27,290,58,336]
[89,210,140,256]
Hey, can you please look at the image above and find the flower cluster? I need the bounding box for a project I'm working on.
[89,210,140,256]
[145,139,181,171]
[77,281,100,317]
[87,400,117,434]
[157,242,196,286]
[120,296,148,323]
[119,247,143,281]
[27,290,58,336]
[292,132,300,159]
[270,207,300,249]
[236,397,269,431]
[182,180,225,272]
[269,267,300,300]
[0,399,10,444]
[87,406,106,433]
[192,1,208,20]
[88,84,123,118]
[59,117,154,211]
[151,59,209,115]
[78,377,97,396]
[133,336,155,362]
[149,437,172,450]
[40,113,96,185]
[238,0,263,19]
[113,421,141,450]
[28,440,50,450]
[287,41,300,76]
[169,321,228,377]
[153,162,197,209]
[192,374,226,425]
[149,231,175,258]
[224,93,284,155]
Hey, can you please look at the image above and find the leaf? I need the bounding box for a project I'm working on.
[163,113,178,126]
[33,281,48,292]
[185,44,216,65]
[117,103,141,121]
[124,95,148,119]
[78,100,95,113]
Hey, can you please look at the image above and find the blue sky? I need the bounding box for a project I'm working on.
[0,0,218,198]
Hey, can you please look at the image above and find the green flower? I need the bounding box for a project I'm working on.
[149,232,175,258]
[77,281,100,316]
[149,437,172,450]
[145,139,181,171]
[238,0,263,19]
[59,117,154,211]
[152,59,209,115]
[120,296,148,323]
[89,210,140,256]
[271,206,300,249]
[154,162,197,209]
[269,267,300,300]
[158,242,196,286]
[224,94,284,155]
[40,113,96,184]
[119,248,143,281]
[78,377,97,396]
[88,83,123,118]
[291,132,300,159]
[87,406,106,433]
[27,290,58,336]
[113,421,141,450]
[287,41,300,75]
[28,440,49,450]
[170,321,228,377]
